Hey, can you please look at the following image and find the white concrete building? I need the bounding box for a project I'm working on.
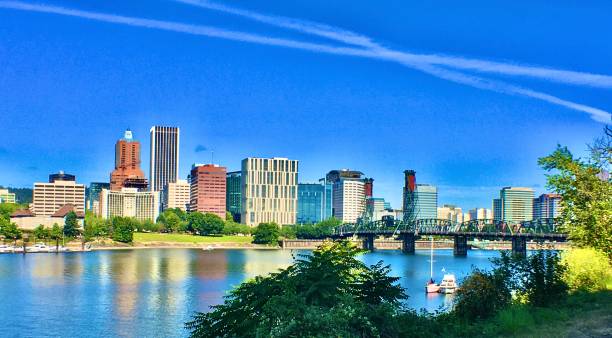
[163,179,190,211]
[333,179,365,223]
[241,157,298,226]
[437,204,463,223]
[99,188,160,222]
[0,189,16,204]
[468,208,493,221]
[32,176,85,216]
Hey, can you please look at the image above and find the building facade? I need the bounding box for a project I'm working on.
[533,193,562,220]
[87,182,110,214]
[326,169,366,223]
[190,164,227,218]
[110,129,148,191]
[241,157,298,226]
[297,183,328,224]
[365,197,394,221]
[99,188,159,222]
[149,126,180,192]
[226,171,242,222]
[468,208,493,221]
[437,204,463,223]
[0,189,16,204]
[494,187,535,223]
[163,179,190,211]
[32,172,86,216]
[415,184,438,220]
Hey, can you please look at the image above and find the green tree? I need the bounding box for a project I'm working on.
[1,220,22,246]
[50,223,63,251]
[197,213,225,236]
[33,225,51,243]
[63,211,80,238]
[453,269,511,320]
[186,240,406,338]
[252,222,280,244]
[157,209,188,233]
[222,221,251,235]
[562,248,612,292]
[111,217,135,243]
[538,130,612,258]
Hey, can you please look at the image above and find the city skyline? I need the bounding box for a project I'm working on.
[1,0,610,210]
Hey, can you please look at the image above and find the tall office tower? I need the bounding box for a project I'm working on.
[99,188,159,222]
[415,184,438,220]
[32,171,86,216]
[87,182,110,214]
[190,164,227,218]
[163,179,190,211]
[0,189,16,204]
[326,169,366,223]
[110,129,148,191]
[242,157,298,226]
[533,193,562,220]
[402,170,418,222]
[149,126,180,192]
[364,178,374,198]
[226,171,242,222]
[319,178,333,220]
[468,208,493,221]
[437,204,463,223]
[493,199,502,221]
[494,187,535,223]
[297,182,330,224]
[365,197,394,221]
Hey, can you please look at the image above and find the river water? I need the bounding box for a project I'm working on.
[0,248,499,337]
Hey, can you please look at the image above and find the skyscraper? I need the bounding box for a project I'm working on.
[149,126,180,192]
[242,157,298,226]
[190,164,227,218]
[326,169,366,223]
[163,179,190,211]
[494,187,535,223]
[402,170,418,222]
[533,193,562,219]
[415,184,438,220]
[110,129,148,191]
[226,171,242,222]
[468,208,493,221]
[87,182,110,214]
[297,182,329,224]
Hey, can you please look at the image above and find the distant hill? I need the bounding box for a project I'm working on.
[0,187,33,204]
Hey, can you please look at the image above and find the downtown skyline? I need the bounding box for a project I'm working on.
[1,0,610,209]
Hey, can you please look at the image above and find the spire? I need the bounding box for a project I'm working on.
[123,128,133,141]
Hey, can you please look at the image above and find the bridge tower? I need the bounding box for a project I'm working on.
[402,170,418,223]
[362,234,375,251]
[453,235,468,256]
[511,236,527,256]
[399,232,415,254]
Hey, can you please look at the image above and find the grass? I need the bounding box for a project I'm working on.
[133,232,253,244]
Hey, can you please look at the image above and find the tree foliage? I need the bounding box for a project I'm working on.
[252,222,280,244]
[111,217,135,243]
[186,241,406,338]
[562,248,612,292]
[33,225,51,242]
[295,217,342,239]
[538,129,612,258]
[63,211,80,237]
[454,269,512,320]
[188,212,225,236]
[0,219,22,244]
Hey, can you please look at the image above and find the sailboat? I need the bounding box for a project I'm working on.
[425,236,440,293]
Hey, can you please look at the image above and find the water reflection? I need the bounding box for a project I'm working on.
[0,248,499,338]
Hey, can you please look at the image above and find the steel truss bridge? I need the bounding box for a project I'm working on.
[331,218,568,256]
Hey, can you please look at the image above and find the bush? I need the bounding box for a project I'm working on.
[453,269,511,320]
[222,221,251,235]
[562,248,612,292]
[279,224,296,239]
[252,222,280,244]
[111,217,135,243]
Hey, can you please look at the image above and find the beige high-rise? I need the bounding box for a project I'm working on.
[164,179,190,211]
[241,157,298,226]
[32,174,85,216]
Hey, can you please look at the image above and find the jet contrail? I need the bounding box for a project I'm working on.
[176,0,612,90]
[1,0,610,123]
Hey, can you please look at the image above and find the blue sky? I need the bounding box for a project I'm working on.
[0,0,610,210]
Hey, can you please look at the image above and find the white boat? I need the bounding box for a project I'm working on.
[0,244,15,253]
[425,237,440,293]
[438,274,458,294]
[202,245,214,251]
[26,243,51,253]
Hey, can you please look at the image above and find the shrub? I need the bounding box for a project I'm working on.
[111,217,135,243]
[222,221,251,235]
[562,248,612,292]
[453,269,511,320]
[252,222,280,244]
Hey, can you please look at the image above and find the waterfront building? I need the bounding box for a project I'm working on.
[32,172,85,216]
[110,129,148,191]
[468,208,493,221]
[415,184,438,220]
[190,164,227,218]
[149,126,180,192]
[402,170,418,222]
[0,189,16,204]
[242,157,298,226]
[163,179,190,211]
[11,204,84,230]
[493,187,534,223]
[99,188,159,222]
[437,204,463,223]
[87,182,110,214]
[326,169,365,223]
[463,213,471,222]
[533,193,562,219]
[226,171,242,222]
[297,182,330,224]
[366,197,393,221]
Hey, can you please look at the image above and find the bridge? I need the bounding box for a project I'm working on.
[330,218,568,256]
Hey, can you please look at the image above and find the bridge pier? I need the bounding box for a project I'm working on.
[511,236,527,257]
[453,235,468,256]
[399,233,415,254]
[362,235,375,251]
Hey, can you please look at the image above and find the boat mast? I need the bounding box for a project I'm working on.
[430,236,434,279]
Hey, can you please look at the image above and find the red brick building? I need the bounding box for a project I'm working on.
[190,164,227,218]
[110,129,148,191]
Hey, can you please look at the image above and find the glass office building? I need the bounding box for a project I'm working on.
[226,171,242,222]
[297,182,332,224]
[415,184,438,220]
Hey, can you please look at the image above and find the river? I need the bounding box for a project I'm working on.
[0,248,499,337]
